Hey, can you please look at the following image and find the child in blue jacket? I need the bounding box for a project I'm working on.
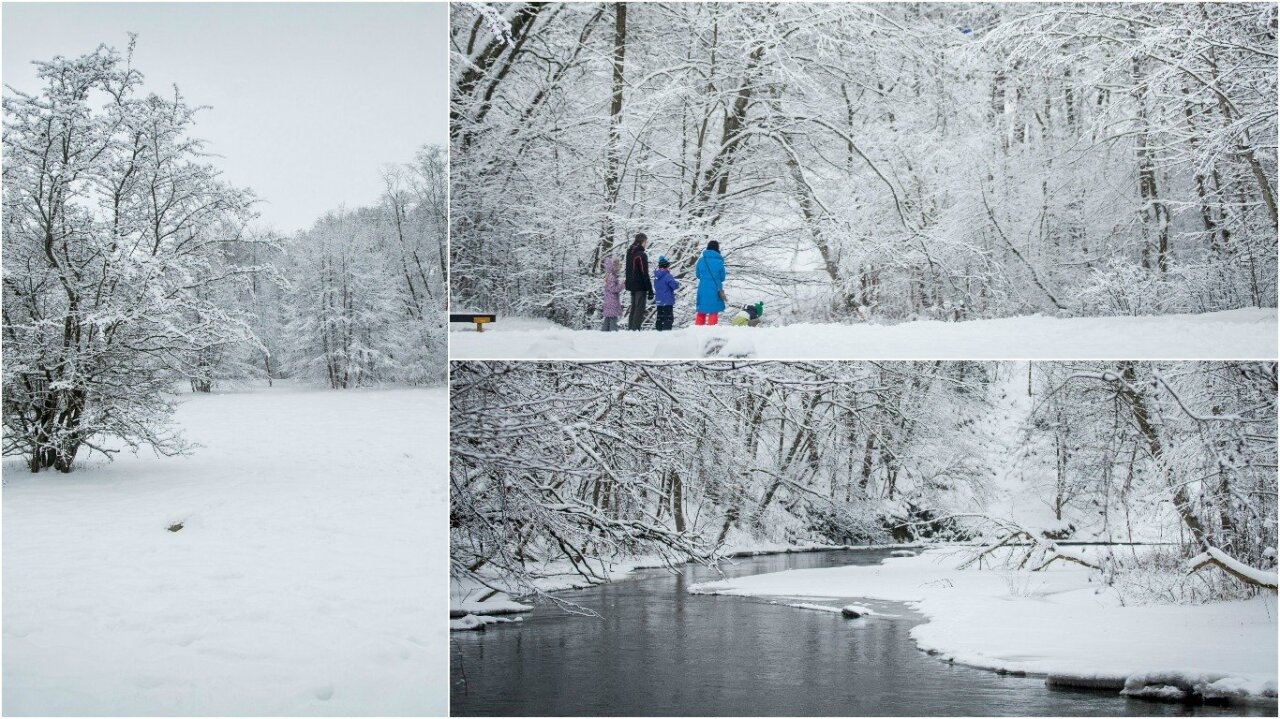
[652,256,681,331]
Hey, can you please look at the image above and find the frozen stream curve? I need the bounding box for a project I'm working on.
[451,549,1267,716]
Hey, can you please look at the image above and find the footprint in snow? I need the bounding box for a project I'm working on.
[313,683,335,701]
[701,337,728,356]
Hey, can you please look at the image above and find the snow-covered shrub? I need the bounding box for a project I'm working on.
[1000,571,1047,599]
[807,505,890,546]
[1104,547,1257,606]
[1072,259,1171,316]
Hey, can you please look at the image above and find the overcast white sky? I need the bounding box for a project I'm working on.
[3,2,448,233]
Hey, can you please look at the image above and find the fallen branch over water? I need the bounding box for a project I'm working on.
[946,515,1100,572]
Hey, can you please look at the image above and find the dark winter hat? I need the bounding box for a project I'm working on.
[657,255,670,268]
[635,232,648,244]
[707,240,720,251]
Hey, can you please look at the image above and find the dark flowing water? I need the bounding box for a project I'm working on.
[451,549,1268,716]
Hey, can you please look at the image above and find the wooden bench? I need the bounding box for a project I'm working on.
[450,313,497,332]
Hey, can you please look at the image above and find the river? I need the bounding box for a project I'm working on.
[451,548,1269,716]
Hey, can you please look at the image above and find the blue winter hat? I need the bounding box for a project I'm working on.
[657,255,670,267]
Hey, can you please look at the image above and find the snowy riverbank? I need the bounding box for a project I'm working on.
[3,384,448,716]
[449,541,924,627]
[690,548,1277,706]
[449,307,1277,359]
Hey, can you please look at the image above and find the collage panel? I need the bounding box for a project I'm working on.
[449,1,1276,361]
[0,1,1276,718]
[2,2,449,715]
[449,360,1278,716]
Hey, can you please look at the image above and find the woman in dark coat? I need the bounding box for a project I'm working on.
[624,233,652,330]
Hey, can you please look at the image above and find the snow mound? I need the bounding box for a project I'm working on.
[1121,671,1278,705]
[719,336,756,358]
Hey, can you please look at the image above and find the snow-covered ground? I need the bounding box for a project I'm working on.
[690,548,1277,705]
[450,308,1277,359]
[3,384,447,716]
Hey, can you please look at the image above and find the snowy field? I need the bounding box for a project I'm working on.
[449,308,1277,359]
[3,384,447,716]
[691,548,1278,705]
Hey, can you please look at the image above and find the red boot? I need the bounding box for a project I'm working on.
[695,312,707,326]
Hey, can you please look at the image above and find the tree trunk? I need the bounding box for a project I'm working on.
[671,468,685,533]
[1116,363,1206,545]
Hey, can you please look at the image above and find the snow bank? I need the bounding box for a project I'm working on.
[450,307,1276,359]
[4,384,448,716]
[451,541,923,604]
[450,614,524,632]
[451,555,662,601]
[690,548,1277,705]
[450,597,534,617]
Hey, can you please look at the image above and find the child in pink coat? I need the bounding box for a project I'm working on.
[602,258,622,331]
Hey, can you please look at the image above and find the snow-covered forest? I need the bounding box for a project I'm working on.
[2,43,447,473]
[451,360,1278,602]
[451,2,1278,328]
[256,146,448,390]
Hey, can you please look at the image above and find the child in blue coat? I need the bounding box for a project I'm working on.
[652,256,681,331]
